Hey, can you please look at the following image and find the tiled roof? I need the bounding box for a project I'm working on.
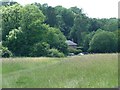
[65,40,77,46]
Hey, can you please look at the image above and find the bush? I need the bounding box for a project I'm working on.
[89,30,117,53]
[48,48,65,57]
[0,46,13,57]
[30,42,50,57]
[68,48,82,55]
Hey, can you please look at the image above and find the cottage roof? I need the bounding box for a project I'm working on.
[65,40,77,46]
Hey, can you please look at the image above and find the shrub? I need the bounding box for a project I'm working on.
[30,42,50,57]
[89,30,117,53]
[48,48,65,57]
[68,48,82,55]
[0,46,13,57]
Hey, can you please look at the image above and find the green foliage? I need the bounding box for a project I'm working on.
[83,31,95,52]
[2,3,118,57]
[0,45,13,57]
[70,14,90,44]
[70,6,82,14]
[46,27,68,54]
[102,18,118,32]
[30,42,50,57]
[20,4,45,28]
[89,30,117,53]
[88,18,103,32]
[118,19,120,29]
[6,27,24,56]
[10,5,48,56]
[45,6,57,27]
[20,4,46,43]
[68,47,82,55]
[54,6,74,38]
[7,27,23,41]
[88,18,118,32]
[114,30,120,52]
[3,4,68,57]
[2,4,22,40]
[48,48,65,57]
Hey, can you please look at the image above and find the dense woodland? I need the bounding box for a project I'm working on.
[0,1,120,57]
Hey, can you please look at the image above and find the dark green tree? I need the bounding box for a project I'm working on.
[89,30,117,53]
[83,31,95,52]
[30,42,50,57]
[55,6,74,38]
[70,14,90,45]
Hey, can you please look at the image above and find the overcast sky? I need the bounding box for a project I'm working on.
[10,0,119,18]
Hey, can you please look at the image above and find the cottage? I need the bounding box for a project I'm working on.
[65,40,77,49]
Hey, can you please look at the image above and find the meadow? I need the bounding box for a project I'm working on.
[2,54,118,88]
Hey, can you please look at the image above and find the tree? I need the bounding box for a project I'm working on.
[88,18,103,32]
[70,14,90,45]
[46,27,68,55]
[5,4,68,57]
[20,4,45,31]
[45,6,57,27]
[19,4,46,56]
[55,6,74,38]
[35,3,57,27]
[70,6,82,15]
[2,3,118,57]
[6,5,47,56]
[83,31,95,52]
[89,30,117,53]
[6,27,24,56]
[1,4,22,40]
[102,18,118,32]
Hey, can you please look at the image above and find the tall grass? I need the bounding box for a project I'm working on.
[2,54,118,88]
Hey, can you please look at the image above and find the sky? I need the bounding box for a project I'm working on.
[9,0,119,18]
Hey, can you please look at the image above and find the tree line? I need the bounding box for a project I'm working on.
[0,1,119,57]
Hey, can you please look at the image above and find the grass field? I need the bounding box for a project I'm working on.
[2,53,118,88]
